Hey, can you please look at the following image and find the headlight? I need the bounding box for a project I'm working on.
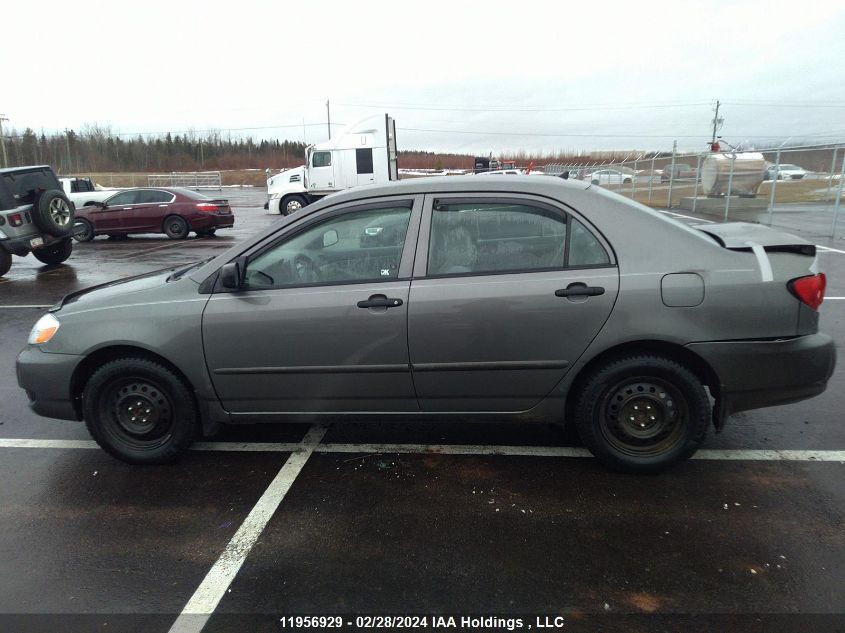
[28,313,61,344]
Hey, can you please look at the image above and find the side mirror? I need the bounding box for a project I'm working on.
[323,229,339,248]
[220,256,247,289]
[94,201,107,208]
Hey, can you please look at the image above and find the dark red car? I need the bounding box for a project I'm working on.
[72,188,234,241]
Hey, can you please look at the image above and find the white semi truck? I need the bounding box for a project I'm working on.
[266,114,399,215]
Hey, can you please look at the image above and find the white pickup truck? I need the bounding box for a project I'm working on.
[59,177,116,208]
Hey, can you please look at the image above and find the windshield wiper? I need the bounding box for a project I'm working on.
[168,256,215,281]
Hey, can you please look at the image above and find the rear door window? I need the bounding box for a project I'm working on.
[427,199,611,276]
[428,201,567,276]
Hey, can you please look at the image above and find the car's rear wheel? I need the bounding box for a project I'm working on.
[623,178,632,184]
[72,219,95,242]
[32,238,73,265]
[83,357,198,464]
[572,354,709,473]
[163,215,189,239]
[0,250,11,277]
[280,194,307,215]
[34,190,75,237]
[591,179,600,185]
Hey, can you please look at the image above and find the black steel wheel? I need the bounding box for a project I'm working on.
[163,215,189,239]
[32,238,73,265]
[572,354,710,473]
[0,249,11,277]
[72,219,95,242]
[83,357,198,463]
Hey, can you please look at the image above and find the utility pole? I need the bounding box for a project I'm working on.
[711,100,723,144]
[0,114,8,168]
[326,99,331,140]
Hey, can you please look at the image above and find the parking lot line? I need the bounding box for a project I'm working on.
[1,437,843,461]
[167,424,327,633]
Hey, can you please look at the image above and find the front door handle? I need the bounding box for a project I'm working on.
[357,294,404,309]
[555,283,605,297]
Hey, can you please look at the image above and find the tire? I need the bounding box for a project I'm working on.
[72,219,95,242]
[572,354,710,474]
[33,190,75,237]
[83,357,198,464]
[32,238,73,265]
[163,215,189,239]
[0,250,11,277]
[623,178,632,184]
[591,179,600,185]
[280,194,307,216]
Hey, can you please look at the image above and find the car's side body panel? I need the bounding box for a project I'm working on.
[15,177,835,437]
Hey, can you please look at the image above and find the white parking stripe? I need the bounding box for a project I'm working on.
[167,424,327,633]
[0,437,843,461]
[0,438,98,449]
[817,246,845,254]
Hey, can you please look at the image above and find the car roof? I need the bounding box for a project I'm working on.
[318,175,590,206]
[0,165,54,175]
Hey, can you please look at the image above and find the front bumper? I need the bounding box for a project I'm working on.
[687,333,836,417]
[16,346,82,421]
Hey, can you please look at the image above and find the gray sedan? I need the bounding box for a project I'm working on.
[17,177,835,472]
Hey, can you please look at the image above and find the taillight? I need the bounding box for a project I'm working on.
[9,213,23,227]
[789,273,826,310]
[196,203,217,212]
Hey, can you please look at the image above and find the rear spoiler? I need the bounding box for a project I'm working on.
[693,222,815,256]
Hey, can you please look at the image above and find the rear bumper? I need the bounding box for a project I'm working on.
[191,214,234,230]
[0,232,65,256]
[687,333,836,416]
[16,347,82,421]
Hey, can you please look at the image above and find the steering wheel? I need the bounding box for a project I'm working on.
[293,253,321,283]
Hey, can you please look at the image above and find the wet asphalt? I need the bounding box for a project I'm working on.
[0,188,843,632]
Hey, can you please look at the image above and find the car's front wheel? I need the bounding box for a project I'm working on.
[83,357,198,464]
[72,219,95,242]
[32,238,73,265]
[572,354,710,473]
[280,194,307,216]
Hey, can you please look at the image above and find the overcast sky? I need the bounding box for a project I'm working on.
[4,0,845,154]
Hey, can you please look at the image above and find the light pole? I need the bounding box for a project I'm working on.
[0,114,8,168]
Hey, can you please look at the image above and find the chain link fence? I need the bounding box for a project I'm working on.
[545,142,845,238]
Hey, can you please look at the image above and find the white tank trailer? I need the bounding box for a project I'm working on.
[700,152,766,197]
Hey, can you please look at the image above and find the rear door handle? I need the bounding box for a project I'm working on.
[357,295,404,309]
[555,283,605,297]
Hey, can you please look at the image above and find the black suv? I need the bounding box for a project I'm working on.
[0,165,76,277]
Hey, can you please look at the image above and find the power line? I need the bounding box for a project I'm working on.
[339,101,713,113]
[396,126,845,140]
